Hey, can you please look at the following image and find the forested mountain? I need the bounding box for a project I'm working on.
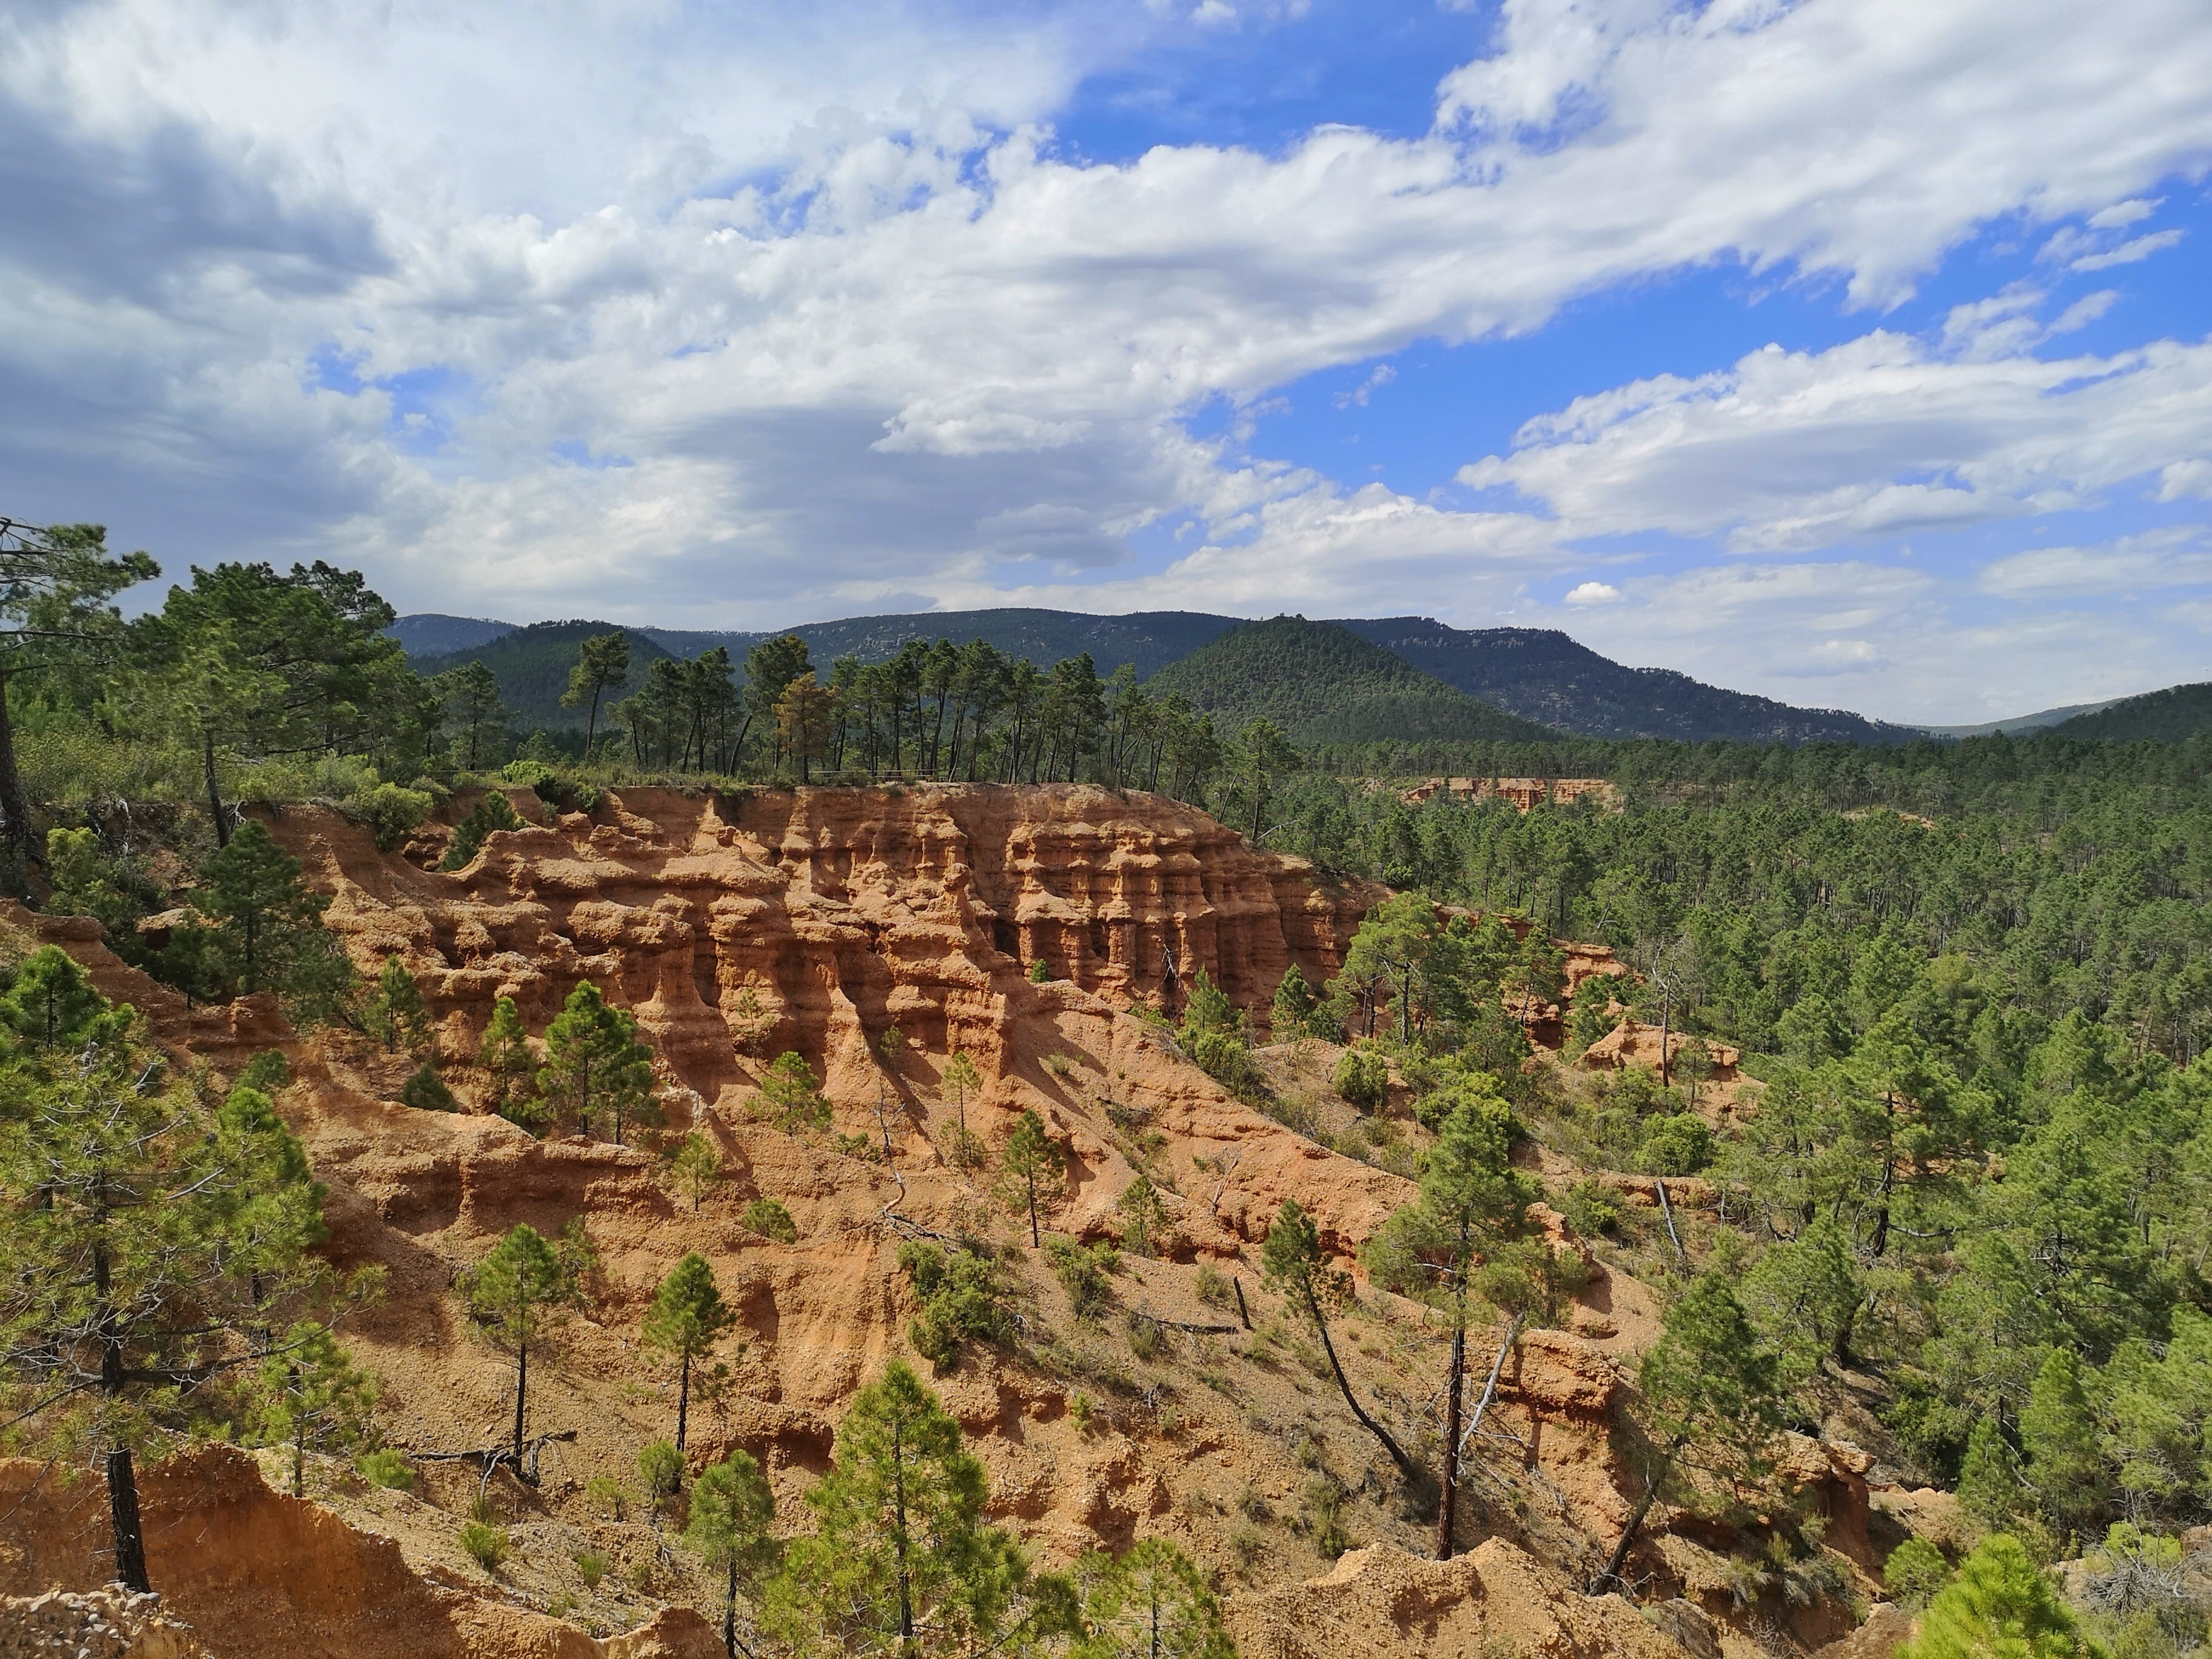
[1917,697,2123,737]
[386,612,518,656]
[394,605,1937,743]
[643,608,1239,681]
[1336,617,1922,745]
[2052,680,2212,741]
[411,620,675,730]
[1144,615,1561,746]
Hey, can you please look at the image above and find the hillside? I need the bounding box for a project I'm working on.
[1336,617,1921,745]
[387,613,518,656]
[411,619,674,731]
[2051,680,2212,740]
[1144,615,1561,746]
[645,607,1240,680]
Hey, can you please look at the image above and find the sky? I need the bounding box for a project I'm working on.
[2,0,2210,725]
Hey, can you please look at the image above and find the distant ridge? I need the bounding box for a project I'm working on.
[1335,617,1922,746]
[390,603,1973,746]
[387,613,518,656]
[1145,616,1561,746]
[2050,682,2212,742]
[1917,699,2124,739]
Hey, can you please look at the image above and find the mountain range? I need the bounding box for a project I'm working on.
[390,608,2205,746]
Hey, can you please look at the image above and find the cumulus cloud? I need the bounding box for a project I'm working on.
[0,0,2208,714]
[1564,580,1621,605]
[1458,331,2212,551]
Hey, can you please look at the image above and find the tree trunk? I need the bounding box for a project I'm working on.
[891,1415,913,1646]
[724,1560,739,1658]
[1590,1444,1677,1594]
[204,728,229,847]
[107,1446,150,1594]
[1435,1316,1466,1560]
[677,1350,691,1452]
[512,1338,528,1466]
[1027,1175,1040,1248]
[1303,1282,1421,1484]
[0,672,31,897]
[1461,1315,1521,1455]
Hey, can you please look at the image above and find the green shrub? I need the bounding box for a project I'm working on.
[237,1049,292,1094]
[1559,1179,1623,1238]
[742,1196,799,1242]
[440,791,524,871]
[756,1051,831,1131]
[1637,1112,1715,1176]
[459,1521,509,1570]
[1028,957,1053,984]
[638,1439,683,1503]
[398,1063,458,1112]
[1045,1235,1118,1320]
[1333,1047,1390,1110]
[898,1239,1010,1367]
[1885,1537,1951,1609]
[1901,1535,2091,1659]
[356,1448,414,1491]
[354,781,436,851]
[574,1549,608,1590]
[501,759,560,794]
[1194,1261,1232,1308]
[585,1475,626,1520]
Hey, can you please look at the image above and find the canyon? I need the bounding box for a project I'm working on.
[1,783,1915,1659]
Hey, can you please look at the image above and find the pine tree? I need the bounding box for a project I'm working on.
[766,1360,1071,1655]
[1071,1538,1236,1659]
[1001,1110,1064,1247]
[462,1221,594,1470]
[940,1050,982,1137]
[1263,1198,1421,1487]
[1271,963,1318,1041]
[668,1132,723,1211]
[542,980,655,1142]
[1361,1092,1535,1557]
[0,1002,326,1592]
[560,631,631,758]
[1592,1272,1785,1592]
[1956,1418,2029,1532]
[758,1050,831,1131]
[367,954,431,1055]
[685,1450,780,1659]
[642,1252,736,1453]
[477,996,543,1127]
[0,945,133,1052]
[247,1320,380,1498]
[2022,1349,2103,1537]
[776,671,837,784]
[1900,1535,2096,1659]
[195,820,330,995]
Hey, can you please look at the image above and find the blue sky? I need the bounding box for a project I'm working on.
[1,0,2209,722]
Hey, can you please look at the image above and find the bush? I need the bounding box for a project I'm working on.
[1334,1047,1390,1110]
[356,1448,414,1491]
[237,1048,292,1094]
[742,1196,799,1242]
[354,781,436,851]
[440,791,523,871]
[459,1521,509,1571]
[1559,1179,1623,1239]
[500,759,560,794]
[1637,1112,1715,1176]
[1028,957,1053,984]
[399,1063,458,1112]
[585,1475,626,1520]
[1194,1261,1232,1308]
[897,1239,1010,1367]
[1885,1537,1951,1609]
[1045,1235,1119,1320]
[574,1549,608,1590]
[638,1439,683,1503]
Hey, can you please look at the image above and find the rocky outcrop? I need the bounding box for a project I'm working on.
[270,784,1376,1107]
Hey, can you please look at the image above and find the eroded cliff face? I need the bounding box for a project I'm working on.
[302,783,1376,1110]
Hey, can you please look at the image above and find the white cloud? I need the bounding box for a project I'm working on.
[0,0,2207,683]
[1457,331,2212,551]
[1976,528,2212,597]
[1564,580,1621,605]
[2070,229,2186,270]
